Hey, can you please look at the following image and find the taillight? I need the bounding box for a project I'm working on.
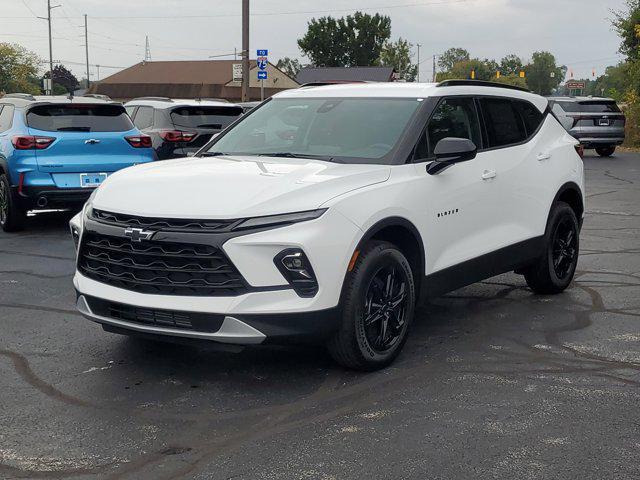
[125,135,152,148]
[575,144,584,159]
[158,130,196,142]
[12,135,55,150]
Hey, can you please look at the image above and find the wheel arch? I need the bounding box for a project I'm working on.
[354,216,426,299]
[553,181,584,224]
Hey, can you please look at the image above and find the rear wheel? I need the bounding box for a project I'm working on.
[0,174,26,232]
[328,241,416,371]
[595,146,616,157]
[524,202,579,294]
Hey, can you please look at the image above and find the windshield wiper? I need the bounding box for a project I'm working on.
[256,152,335,162]
[199,151,230,157]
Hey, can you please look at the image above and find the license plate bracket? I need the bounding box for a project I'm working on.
[599,118,610,126]
[80,172,108,188]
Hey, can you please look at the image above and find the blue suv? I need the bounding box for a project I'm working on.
[0,94,155,231]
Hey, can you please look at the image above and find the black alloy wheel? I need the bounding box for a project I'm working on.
[362,265,409,353]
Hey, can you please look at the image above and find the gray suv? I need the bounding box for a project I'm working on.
[549,97,625,157]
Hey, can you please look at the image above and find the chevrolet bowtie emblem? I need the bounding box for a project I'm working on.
[124,227,155,242]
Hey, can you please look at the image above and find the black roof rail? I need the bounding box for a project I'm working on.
[130,96,173,102]
[300,81,367,88]
[2,93,36,101]
[436,80,530,93]
[195,97,230,103]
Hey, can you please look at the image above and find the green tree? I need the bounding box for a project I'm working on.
[495,74,528,89]
[276,57,302,79]
[43,64,79,93]
[437,58,495,81]
[613,0,640,61]
[298,12,391,67]
[524,51,564,95]
[0,43,41,95]
[437,47,470,72]
[380,38,417,81]
[499,54,524,76]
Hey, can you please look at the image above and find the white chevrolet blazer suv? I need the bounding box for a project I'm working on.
[70,80,585,370]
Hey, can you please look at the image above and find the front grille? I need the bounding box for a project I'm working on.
[91,209,241,232]
[85,296,225,332]
[78,232,248,296]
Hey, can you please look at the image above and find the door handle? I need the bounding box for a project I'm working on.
[537,152,551,161]
[481,169,496,180]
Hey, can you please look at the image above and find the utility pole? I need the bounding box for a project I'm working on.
[416,43,421,82]
[37,1,60,94]
[84,14,90,88]
[432,54,437,82]
[241,0,250,102]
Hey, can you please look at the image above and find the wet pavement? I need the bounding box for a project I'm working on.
[1,151,639,479]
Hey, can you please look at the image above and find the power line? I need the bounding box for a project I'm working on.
[2,0,470,20]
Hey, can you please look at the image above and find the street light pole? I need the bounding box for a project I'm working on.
[241,0,250,102]
[416,43,421,82]
[84,14,90,89]
[47,0,54,95]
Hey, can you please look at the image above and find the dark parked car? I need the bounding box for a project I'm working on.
[124,98,244,159]
[549,96,625,157]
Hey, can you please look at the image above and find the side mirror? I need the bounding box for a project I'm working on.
[427,137,477,175]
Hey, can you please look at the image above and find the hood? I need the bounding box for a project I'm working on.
[92,155,390,218]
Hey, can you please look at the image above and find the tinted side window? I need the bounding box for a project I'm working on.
[133,106,154,129]
[480,98,526,148]
[125,106,136,118]
[514,100,544,137]
[424,97,481,158]
[0,105,15,132]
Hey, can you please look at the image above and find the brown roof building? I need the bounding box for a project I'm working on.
[88,60,299,102]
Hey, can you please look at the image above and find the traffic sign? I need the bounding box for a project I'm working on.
[257,49,268,56]
[257,57,268,70]
[566,81,586,89]
[258,71,268,80]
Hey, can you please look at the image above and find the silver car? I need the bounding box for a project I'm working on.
[549,97,625,157]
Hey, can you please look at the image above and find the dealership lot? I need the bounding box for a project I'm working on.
[1,152,639,479]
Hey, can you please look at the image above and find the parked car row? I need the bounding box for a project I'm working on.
[0,94,245,232]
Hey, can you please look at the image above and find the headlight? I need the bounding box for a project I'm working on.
[83,190,98,219]
[232,209,327,231]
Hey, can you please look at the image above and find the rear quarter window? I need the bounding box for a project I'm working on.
[0,105,14,132]
[513,100,545,137]
[27,104,133,132]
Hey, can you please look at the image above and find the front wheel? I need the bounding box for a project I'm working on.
[595,146,616,157]
[328,241,416,371]
[524,202,579,294]
[0,174,26,232]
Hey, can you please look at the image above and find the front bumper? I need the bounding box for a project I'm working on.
[77,293,340,345]
[72,207,361,345]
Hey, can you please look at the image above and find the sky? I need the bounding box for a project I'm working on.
[0,0,628,83]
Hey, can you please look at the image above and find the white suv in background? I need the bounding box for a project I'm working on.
[70,80,585,370]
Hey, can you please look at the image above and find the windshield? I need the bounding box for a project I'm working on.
[204,98,423,164]
[170,106,243,129]
[27,104,133,132]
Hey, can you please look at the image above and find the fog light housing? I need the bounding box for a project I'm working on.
[70,225,81,250]
[274,249,318,297]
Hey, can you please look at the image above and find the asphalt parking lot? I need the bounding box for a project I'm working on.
[1,151,639,480]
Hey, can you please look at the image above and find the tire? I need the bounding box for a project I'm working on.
[595,146,616,157]
[0,173,26,233]
[524,202,579,295]
[328,241,416,371]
